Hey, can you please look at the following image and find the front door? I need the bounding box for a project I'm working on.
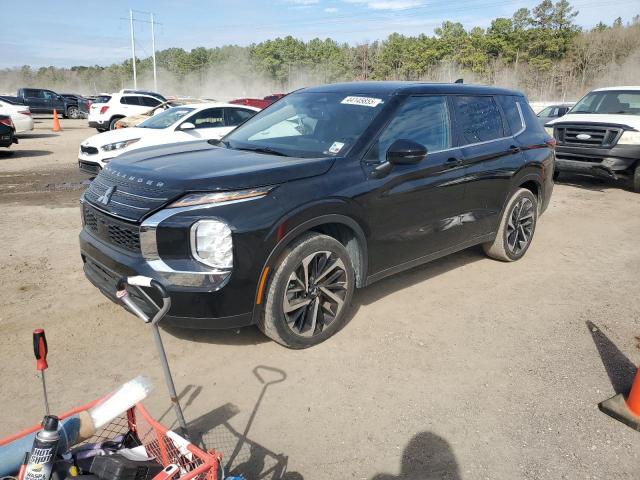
[179,107,227,141]
[362,95,468,276]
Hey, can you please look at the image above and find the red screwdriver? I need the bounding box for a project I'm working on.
[33,329,50,415]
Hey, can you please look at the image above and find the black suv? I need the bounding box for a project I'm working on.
[79,82,555,348]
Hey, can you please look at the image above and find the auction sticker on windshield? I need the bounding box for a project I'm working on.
[341,96,383,107]
[328,141,345,154]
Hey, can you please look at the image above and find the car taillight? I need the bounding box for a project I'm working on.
[100,106,109,114]
[0,117,14,128]
[18,110,31,116]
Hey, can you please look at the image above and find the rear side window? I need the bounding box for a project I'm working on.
[140,96,161,107]
[495,95,525,136]
[226,108,256,126]
[120,96,141,105]
[189,108,225,128]
[24,89,44,98]
[453,96,504,144]
[368,95,451,161]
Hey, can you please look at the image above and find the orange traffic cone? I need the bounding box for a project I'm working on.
[599,366,640,431]
[52,109,62,132]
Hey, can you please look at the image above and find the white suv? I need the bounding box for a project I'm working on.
[88,92,164,132]
[545,86,640,192]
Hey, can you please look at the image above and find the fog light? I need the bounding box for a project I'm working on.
[190,220,233,270]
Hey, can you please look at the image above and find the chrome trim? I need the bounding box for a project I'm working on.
[84,200,138,222]
[515,101,526,135]
[92,178,168,201]
[109,199,149,210]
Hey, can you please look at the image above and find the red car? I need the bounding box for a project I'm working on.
[230,93,285,110]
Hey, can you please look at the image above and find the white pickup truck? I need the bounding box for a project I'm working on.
[545,86,640,192]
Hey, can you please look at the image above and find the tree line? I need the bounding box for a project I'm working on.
[1,0,639,101]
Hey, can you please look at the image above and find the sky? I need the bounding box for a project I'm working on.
[1,0,638,68]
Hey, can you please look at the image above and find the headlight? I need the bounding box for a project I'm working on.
[618,130,640,145]
[544,126,554,137]
[101,138,140,152]
[190,220,233,270]
[168,186,272,208]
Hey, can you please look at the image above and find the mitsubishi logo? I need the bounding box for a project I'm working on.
[98,185,116,205]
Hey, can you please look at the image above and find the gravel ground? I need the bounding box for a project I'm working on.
[0,117,639,479]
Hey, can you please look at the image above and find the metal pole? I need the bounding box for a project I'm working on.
[151,12,157,92]
[151,324,189,439]
[130,9,137,88]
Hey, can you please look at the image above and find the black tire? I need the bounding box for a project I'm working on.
[483,188,538,262]
[109,117,122,130]
[633,163,640,193]
[96,128,107,133]
[259,232,355,349]
[66,106,79,119]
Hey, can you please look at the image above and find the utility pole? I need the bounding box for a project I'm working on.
[129,9,137,88]
[151,12,157,92]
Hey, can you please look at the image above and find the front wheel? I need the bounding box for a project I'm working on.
[259,233,355,349]
[483,188,538,262]
[66,106,79,119]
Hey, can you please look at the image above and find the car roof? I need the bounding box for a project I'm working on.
[302,81,524,97]
[592,86,640,92]
[179,102,261,111]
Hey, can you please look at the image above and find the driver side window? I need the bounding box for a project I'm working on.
[189,108,224,129]
[367,96,451,162]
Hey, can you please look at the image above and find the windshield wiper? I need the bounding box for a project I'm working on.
[234,146,289,157]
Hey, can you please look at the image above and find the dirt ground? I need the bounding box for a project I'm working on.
[1,117,639,479]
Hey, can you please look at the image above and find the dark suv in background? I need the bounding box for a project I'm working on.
[79,82,555,348]
[16,88,85,118]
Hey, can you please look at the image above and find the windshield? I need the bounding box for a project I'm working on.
[138,107,195,129]
[223,91,389,158]
[570,91,640,115]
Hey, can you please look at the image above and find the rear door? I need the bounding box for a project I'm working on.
[362,95,468,275]
[24,89,46,112]
[178,107,226,140]
[453,95,525,239]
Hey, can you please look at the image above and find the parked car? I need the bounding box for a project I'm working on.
[0,115,18,149]
[537,103,573,125]
[78,102,259,174]
[60,93,91,117]
[119,89,166,102]
[545,86,640,192]
[0,99,34,133]
[230,93,285,109]
[114,99,206,129]
[79,82,555,348]
[87,94,112,104]
[88,92,165,132]
[0,95,24,105]
[16,88,83,118]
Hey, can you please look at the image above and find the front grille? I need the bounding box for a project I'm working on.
[81,145,99,155]
[83,203,140,252]
[79,161,100,175]
[555,124,623,148]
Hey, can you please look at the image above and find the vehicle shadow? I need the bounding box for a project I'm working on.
[17,133,59,139]
[0,149,52,159]
[344,246,485,327]
[556,173,631,193]
[167,246,485,346]
[370,431,461,479]
[182,366,303,479]
[586,321,637,394]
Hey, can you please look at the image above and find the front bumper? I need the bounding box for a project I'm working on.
[79,224,253,330]
[555,144,640,179]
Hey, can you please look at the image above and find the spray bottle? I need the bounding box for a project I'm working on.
[23,416,60,480]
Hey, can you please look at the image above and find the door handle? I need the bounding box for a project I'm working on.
[509,145,521,154]
[446,157,463,166]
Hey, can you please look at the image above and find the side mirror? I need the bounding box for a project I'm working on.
[386,139,427,165]
[179,122,195,131]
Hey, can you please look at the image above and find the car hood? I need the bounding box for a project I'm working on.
[82,127,163,147]
[546,113,640,130]
[105,140,337,192]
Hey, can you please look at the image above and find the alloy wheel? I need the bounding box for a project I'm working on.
[282,250,349,337]
[506,197,534,255]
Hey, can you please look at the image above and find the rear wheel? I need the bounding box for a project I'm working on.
[109,117,122,130]
[259,233,355,349]
[633,163,640,193]
[483,188,538,262]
